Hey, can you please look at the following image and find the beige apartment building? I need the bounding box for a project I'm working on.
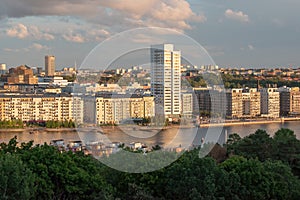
[259,88,280,118]
[93,94,155,124]
[0,94,83,123]
[226,89,243,118]
[242,88,261,117]
[45,55,55,76]
[181,93,193,119]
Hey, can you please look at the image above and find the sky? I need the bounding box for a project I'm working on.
[0,0,300,69]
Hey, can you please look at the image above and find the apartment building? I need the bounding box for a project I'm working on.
[6,65,38,84]
[226,89,243,118]
[193,87,226,117]
[242,88,261,117]
[181,93,193,119]
[259,88,280,118]
[0,94,83,123]
[193,88,211,115]
[92,94,155,124]
[151,44,181,117]
[278,87,300,116]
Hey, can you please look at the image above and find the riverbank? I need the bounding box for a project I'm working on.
[0,127,77,132]
[199,117,300,128]
[1,117,300,132]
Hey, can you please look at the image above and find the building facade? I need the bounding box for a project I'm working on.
[91,94,155,125]
[151,44,181,117]
[7,65,38,84]
[45,55,55,76]
[242,88,261,117]
[181,93,193,118]
[226,89,243,118]
[0,94,83,123]
[279,87,300,116]
[260,88,280,118]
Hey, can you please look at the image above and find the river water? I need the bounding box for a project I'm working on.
[0,121,299,148]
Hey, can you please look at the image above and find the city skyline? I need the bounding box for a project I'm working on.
[1,0,300,68]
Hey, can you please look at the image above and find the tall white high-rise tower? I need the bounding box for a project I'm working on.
[151,44,181,117]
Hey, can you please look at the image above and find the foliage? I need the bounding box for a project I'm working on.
[227,128,300,177]
[0,119,24,129]
[45,120,76,128]
[221,156,300,200]
[0,153,35,200]
[1,128,300,199]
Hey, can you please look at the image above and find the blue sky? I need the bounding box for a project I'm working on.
[0,0,300,69]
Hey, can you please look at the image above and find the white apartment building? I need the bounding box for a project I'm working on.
[151,44,181,117]
[259,88,280,118]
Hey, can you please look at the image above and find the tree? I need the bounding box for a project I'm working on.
[0,153,35,200]
[220,156,300,200]
[227,129,274,161]
[273,128,300,176]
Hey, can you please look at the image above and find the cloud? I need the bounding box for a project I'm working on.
[6,23,55,40]
[63,33,85,43]
[240,45,255,51]
[6,23,29,39]
[3,48,20,52]
[248,44,254,50]
[0,0,206,32]
[3,43,50,52]
[30,43,50,51]
[87,29,110,42]
[30,26,55,40]
[225,9,249,23]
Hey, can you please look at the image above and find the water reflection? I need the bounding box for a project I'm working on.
[1,121,299,147]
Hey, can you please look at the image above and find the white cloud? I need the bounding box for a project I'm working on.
[3,48,20,52]
[225,9,249,23]
[248,44,254,50]
[30,43,50,51]
[63,33,85,43]
[3,43,50,52]
[29,26,55,40]
[6,23,55,40]
[6,23,29,39]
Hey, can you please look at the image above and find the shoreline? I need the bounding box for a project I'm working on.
[0,127,77,132]
[199,117,300,128]
[0,118,299,132]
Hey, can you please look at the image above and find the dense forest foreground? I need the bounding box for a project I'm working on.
[1,128,300,200]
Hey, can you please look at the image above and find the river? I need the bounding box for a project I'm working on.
[0,121,299,148]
